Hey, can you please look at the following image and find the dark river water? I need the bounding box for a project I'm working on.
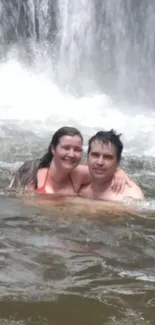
[0,193,155,325]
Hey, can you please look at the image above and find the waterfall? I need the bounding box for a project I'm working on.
[0,0,155,158]
[0,0,155,102]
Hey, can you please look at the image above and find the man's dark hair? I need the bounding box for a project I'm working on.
[87,130,123,162]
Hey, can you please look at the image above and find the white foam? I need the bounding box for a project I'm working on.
[119,270,155,282]
[0,58,155,156]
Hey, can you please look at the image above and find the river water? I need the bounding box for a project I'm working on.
[0,0,155,324]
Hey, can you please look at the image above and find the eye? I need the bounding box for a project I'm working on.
[104,155,113,160]
[62,146,70,150]
[75,147,83,152]
[91,152,100,158]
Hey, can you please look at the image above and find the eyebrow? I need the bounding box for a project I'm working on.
[90,151,114,157]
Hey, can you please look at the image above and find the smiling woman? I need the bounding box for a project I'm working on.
[35,126,84,194]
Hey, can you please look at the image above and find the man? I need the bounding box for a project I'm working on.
[79,130,144,201]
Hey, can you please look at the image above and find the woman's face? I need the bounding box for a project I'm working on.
[52,135,83,171]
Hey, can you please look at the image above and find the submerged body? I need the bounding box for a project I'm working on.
[23,192,141,220]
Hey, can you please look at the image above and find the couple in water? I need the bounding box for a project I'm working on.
[9,126,144,203]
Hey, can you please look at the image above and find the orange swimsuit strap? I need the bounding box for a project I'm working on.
[37,168,49,194]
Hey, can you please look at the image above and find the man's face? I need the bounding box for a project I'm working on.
[88,140,119,183]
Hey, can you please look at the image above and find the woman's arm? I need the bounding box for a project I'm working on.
[71,165,132,193]
[111,167,132,193]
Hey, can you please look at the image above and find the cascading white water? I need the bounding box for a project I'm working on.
[0,0,155,157]
[56,0,96,92]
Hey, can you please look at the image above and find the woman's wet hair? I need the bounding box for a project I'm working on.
[9,159,40,189]
[38,126,83,169]
[87,129,123,162]
[9,127,83,190]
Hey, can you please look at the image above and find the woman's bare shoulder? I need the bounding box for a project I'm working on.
[71,164,89,178]
[37,168,48,187]
[70,164,91,191]
[37,167,48,176]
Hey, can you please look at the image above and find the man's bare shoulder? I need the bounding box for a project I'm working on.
[122,181,144,200]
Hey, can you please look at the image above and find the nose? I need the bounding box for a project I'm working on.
[96,156,104,166]
[67,149,75,157]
